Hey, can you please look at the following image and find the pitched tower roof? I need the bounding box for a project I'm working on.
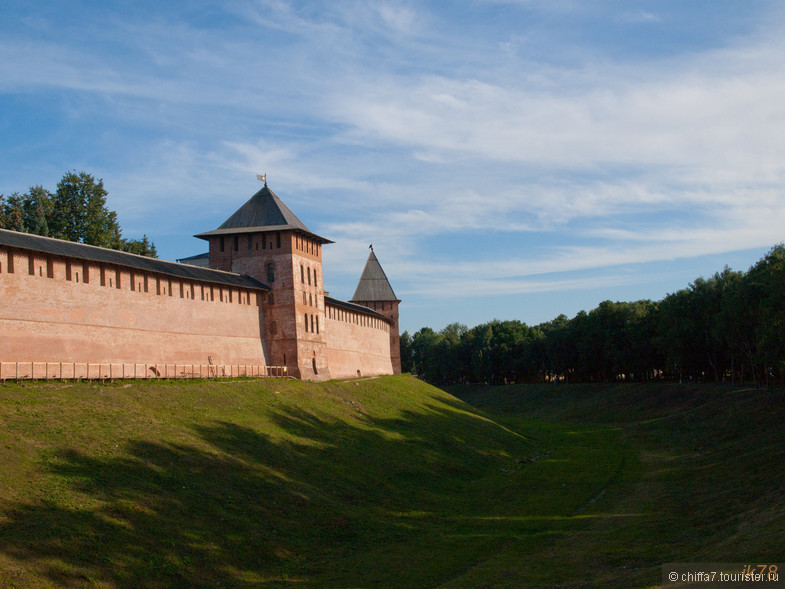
[195,184,333,243]
[351,249,399,302]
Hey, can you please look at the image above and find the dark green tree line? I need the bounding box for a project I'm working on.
[403,245,785,387]
[1,171,157,257]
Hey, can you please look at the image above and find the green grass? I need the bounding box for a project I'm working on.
[0,377,782,587]
[446,382,785,587]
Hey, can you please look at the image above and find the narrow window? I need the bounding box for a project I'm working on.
[316,316,319,334]
[262,234,266,249]
[310,315,315,332]
[307,267,311,285]
[66,262,72,281]
[304,313,309,332]
[314,271,318,289]
[276,232,281,248]
[233,235,239,251]
[300,264,304,283]
[83,264,90,284]
[220,237,225,252]
[266,263,275,283]
[248,234,253,250]
[28,256,35,276]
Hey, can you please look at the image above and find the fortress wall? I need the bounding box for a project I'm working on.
[324,303,393,379]
[0,246,269,367]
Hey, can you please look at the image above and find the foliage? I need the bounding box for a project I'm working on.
[50,171,121,247]
[121,234,158,258]
[1,171,157,257]
[406,245,785,386]
[0,186,53,235]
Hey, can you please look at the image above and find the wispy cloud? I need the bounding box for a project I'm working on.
[617,10,662,24]
[2,1,784,330]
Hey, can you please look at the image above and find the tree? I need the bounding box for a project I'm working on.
[2,172,157,258]
[121,235,158,258]
[50,171,122,248]
[399,331,414,373]
[411,328,443,381]
[0,193,25,231]
[539,314,576,381]
[731,245,785,387]
[24,186,54,236]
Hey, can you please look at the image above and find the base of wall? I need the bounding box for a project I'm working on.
[0,362,288,381]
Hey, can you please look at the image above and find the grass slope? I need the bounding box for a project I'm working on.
[0,376,782,587]
[0,375,539,588]
[447,383,785,588]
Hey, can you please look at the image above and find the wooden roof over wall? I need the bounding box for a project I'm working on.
[325,296,390,323]
[0,228,269,291]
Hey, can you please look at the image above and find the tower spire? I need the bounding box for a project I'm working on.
[350,248,401,374]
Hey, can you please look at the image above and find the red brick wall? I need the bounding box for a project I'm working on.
[352,300,401,374]
[324,302,393,379]
[1,242,397,381]
[0,246,269,366]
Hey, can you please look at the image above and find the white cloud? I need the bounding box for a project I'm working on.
[617,10,662,24]
[3,0,785,325]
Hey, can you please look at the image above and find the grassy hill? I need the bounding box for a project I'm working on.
[0,376,782,587]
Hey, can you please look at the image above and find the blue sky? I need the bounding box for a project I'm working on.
[3,1,785,334]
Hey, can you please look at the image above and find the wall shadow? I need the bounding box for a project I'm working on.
[0,394,593,587]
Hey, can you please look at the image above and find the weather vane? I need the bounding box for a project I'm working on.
[256,173,267,186]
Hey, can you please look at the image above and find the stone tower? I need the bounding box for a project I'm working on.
[195,182,333,380]
[350,248,401,373]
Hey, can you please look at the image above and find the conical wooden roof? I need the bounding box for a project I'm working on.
[351,249,398,302]
[195,185,332,243]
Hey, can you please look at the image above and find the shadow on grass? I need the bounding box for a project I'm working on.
[0,395,577,588]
